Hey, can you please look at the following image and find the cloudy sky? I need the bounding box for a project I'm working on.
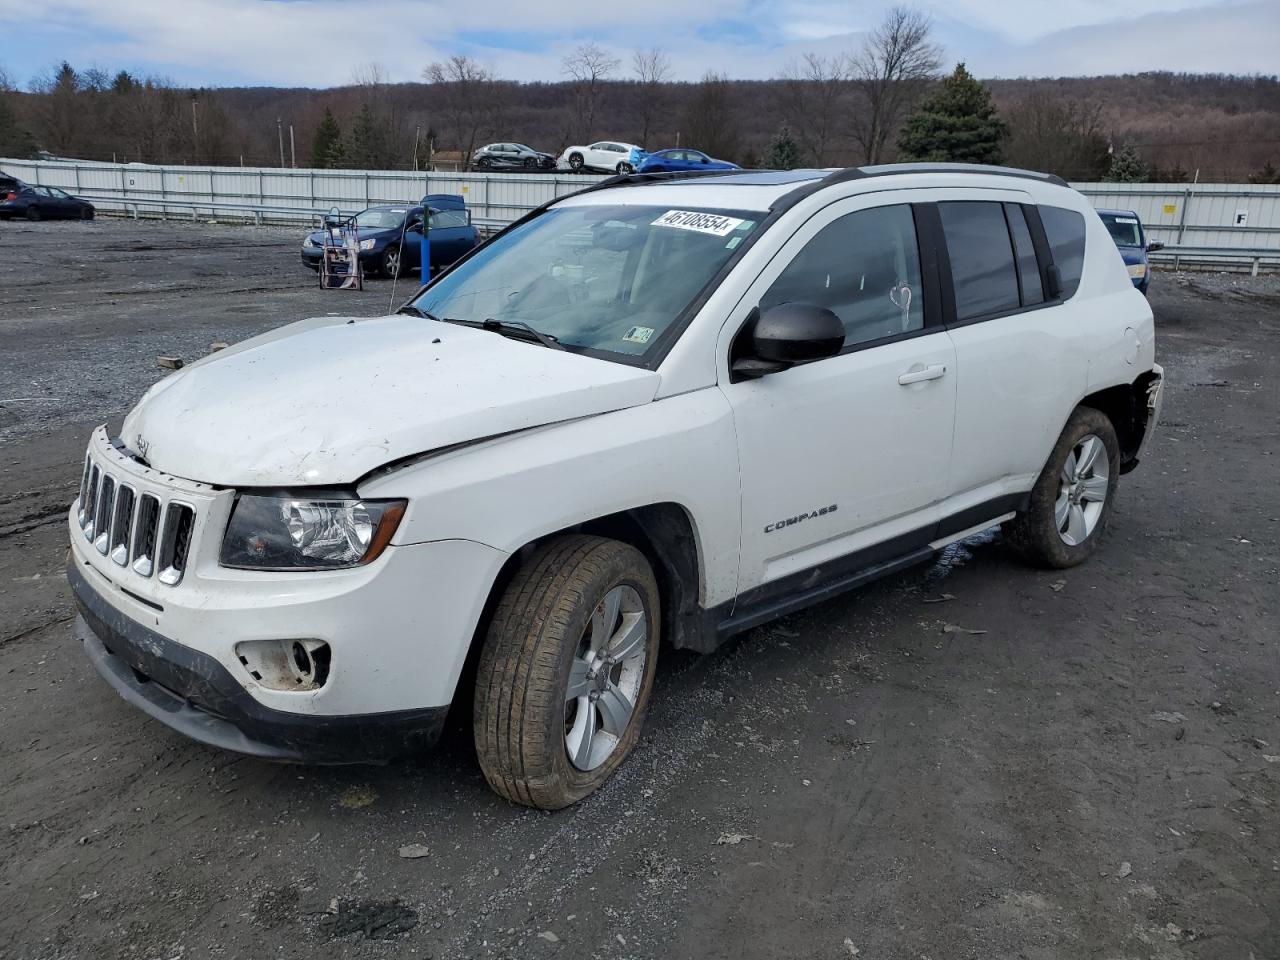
[0,0,1275,88]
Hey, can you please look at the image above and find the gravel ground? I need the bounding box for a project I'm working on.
[1,219,1278,959]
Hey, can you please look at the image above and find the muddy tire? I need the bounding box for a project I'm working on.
[1004,406,1120,569]
[474,535,660,809]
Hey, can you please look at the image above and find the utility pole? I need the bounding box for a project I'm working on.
[289,124,296,168]
[276,118,285,169]
[191,95,199,160]
[412,125,421,171]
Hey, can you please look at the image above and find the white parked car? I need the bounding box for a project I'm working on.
[68,163,1163,809]
[557,140,642,174]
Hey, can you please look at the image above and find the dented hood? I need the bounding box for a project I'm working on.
[121,314,661,486]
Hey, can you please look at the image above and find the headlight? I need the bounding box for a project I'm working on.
[303,237,317,248]
[359,238,376,251]
[1128,263,1147,278]
[220,495,406,570]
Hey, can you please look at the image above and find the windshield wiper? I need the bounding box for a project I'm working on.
[397,304,443,322]
[480,318,566,351]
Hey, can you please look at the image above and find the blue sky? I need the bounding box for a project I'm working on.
[0,0,1275,88]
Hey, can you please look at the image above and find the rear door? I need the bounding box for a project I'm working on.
[933,192,1089,522]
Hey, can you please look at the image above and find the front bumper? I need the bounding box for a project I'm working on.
[70,557,448,763]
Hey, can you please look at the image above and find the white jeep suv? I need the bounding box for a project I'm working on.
[68,164,1163,809]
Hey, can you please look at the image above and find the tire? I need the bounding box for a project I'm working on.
[26,205,41,221]
[616,162,634,175]
[476,156,491,170]
[81,207,94,220]
[1004,406,1120,568]
[379,244,402,279]
[523,157,537,170]
[568,153,584,171]
[474,535,661,809]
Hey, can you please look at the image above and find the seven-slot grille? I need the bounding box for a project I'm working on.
[76,452,197,586]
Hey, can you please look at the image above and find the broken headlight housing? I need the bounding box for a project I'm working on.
[220,494,406,570]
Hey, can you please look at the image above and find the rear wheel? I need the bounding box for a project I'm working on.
[1004,406,1120,568]
[25,205,41,221]
[474,535,660,809]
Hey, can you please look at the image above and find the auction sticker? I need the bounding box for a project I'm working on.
[623,325,655,344]
[652,210,745,236]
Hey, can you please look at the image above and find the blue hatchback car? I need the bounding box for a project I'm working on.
[636,149,739,174]
[1098,208,1163,295]
[301,194,479,279]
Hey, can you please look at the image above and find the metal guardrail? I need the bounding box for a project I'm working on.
[1153,245,1280,277]
[88,195,509,232]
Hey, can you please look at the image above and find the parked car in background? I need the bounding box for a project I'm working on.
[558,141,643,174]
[636,149,739,174]
[71,163,1162,810]
[472,143,556,171]
[1,184,95,221]
[301,194,479,279]
[1098,208,1162,294]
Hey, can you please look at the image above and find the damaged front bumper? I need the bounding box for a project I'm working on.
[1133,363,1165,466]
[69,557,449,763]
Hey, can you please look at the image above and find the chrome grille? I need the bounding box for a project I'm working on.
[158,503,195,585]
[76,449,198,588]
[131,494,160,577]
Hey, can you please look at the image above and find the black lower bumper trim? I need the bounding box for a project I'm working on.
[68,556,449,764]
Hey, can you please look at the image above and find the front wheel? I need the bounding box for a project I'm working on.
[81,207,94,220]
[1004,406,1120,568]
[379,244,402,278]
[616,162,634,175]
[474,535,660,809]
[568,153,584,171]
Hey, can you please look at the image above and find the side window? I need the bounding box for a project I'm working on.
[1004,203,1043,305]
[939,201,1020,320]
[760,204,925,348]
[1039,205,1086,299]
[429,209,469,229]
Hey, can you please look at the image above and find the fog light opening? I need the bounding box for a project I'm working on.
[234,638,330,691]
[291,641,312,679]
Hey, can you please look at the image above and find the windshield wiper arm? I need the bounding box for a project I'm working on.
[397,304,443,322]
[480,318,566,351]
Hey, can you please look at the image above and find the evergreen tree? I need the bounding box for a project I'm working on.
[1249,160,1280,185]
[0,95,37,158]
[310,108,344,168]
[346,102,392,169]
[897,63,1005,164]
[766,125,801,170]
[1105,142,1148,182]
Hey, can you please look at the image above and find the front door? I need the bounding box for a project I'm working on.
[719,197,957,606]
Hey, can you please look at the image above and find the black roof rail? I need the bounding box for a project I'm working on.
[568,168,745,197]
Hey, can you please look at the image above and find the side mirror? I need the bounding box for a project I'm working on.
[323,205,343,228]
[1045,263,1063,300]
[700,156,709,164]
[732,303,845,380]
[1146,240,1164,252]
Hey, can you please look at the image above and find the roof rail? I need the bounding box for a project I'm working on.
[569,168,743,197]
[824,162,1069,188]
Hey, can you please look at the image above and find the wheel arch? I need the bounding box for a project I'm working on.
[1077,369,1160,473]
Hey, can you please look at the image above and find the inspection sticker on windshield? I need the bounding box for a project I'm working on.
[1115,217,1138,224]
[652,210,745,236]
[623,325,655,344]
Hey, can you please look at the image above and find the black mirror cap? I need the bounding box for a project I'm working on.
[1147,240,1164,252]
[753,302,845,364]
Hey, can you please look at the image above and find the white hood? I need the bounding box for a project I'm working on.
[121,314,661,486]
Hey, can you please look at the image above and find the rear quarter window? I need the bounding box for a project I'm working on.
[1039,206,1087,299]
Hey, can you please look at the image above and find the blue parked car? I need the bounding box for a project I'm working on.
[1097,208,1163,295]
[301,194,479,279]
[636,149,739,174]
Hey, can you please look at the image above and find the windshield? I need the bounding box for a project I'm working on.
[409,204,762,360]
[1101,213,1144,247]
[354,208,407,230]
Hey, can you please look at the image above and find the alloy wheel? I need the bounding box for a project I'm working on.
[564,584,647,771]
[1055,433,1110,546]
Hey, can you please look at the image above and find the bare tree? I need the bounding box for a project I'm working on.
[562,42,620,141]
[777,53,848,166]
[1002,91,1110,180]
[847,6,941,164]
[424,55,504,168]
[0,63,14,92]
[631,47,671,148]
[682,72,741,161]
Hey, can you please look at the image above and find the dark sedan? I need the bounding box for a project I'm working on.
[472,143,556,171]
[1,183,96,221]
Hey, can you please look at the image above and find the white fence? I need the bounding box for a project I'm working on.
[0,157,608,224]
[4,158,1278,254]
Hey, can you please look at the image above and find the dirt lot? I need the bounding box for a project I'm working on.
[1,218,1277,960]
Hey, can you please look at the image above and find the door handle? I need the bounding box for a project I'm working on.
[898,364,947,385]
